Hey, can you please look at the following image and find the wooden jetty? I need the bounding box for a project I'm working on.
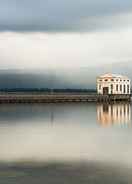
[0,93,130,103]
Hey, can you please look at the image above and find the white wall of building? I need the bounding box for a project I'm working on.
[97,74,131,95]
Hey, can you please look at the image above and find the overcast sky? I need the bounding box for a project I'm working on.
[0,0,132,69]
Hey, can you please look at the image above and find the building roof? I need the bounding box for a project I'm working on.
[98,73,129,79]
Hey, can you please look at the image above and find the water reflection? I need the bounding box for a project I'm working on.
[97,103,131,126]
[0,102,131,183]
[0,103,131,166]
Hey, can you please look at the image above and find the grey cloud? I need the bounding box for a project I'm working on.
[0,61,132,89]
[0,0,132,32]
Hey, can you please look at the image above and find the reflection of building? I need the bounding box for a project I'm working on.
[97,103,131,126]
[97,73,131,95]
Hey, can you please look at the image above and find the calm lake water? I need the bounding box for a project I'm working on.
[0,102,132,184]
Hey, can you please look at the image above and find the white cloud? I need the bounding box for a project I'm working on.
[0,13,132,70]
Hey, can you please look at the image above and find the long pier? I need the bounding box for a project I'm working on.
[0,93,130,103]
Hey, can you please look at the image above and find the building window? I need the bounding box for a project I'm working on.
[111,79,114,81]
[111,84,113,94]
[120,85,122,91]
[105,79,108,81]
[124,85,126,93]
[116,79,118,82]
[99,85,101,90]
[116,84,118,91]
[127,85,129,94]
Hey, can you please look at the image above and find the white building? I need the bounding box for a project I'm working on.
[97,73,131,95]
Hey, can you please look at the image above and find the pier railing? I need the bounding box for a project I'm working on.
[0,93,130,103]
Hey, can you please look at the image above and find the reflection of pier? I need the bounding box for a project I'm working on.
[97,103,131,126]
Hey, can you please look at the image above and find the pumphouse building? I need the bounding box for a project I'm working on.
[97,73,131,95]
